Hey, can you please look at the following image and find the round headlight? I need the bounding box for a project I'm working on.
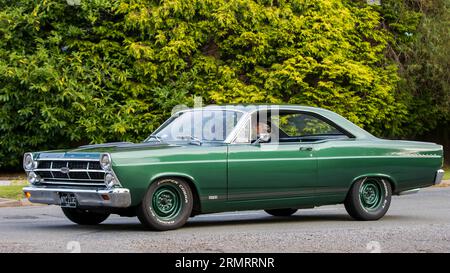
[105,173,117,188]
[100,154,111,170]
[23,153,34,170]
[27,171,40,184]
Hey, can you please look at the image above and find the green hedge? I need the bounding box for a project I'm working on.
[0,0,443,169]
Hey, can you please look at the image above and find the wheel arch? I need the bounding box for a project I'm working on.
[350,173,397,194]
[148,172,202,215]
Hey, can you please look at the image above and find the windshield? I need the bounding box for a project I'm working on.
[147,110,244,143]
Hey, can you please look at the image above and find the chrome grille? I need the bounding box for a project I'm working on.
[39,161,52,169]
[68,161,88,169]
[34,160,105,187]
[89,161,101,170]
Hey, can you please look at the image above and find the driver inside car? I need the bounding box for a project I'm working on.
[251,121,272,143]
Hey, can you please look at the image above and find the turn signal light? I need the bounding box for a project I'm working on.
[25,192,31,199]
[101,194,110,200]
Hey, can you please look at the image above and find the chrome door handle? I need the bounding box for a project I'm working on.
[299,146,313,151]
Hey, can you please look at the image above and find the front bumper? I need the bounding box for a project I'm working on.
[23,186,131,208]
[434,169,445,185]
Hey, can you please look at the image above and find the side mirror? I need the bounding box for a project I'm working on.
[253,133,271,145]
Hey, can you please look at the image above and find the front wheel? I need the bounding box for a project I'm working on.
[344,177,392,221]
[137,178,193,231]
[264,208,298,217]
[61,208,110,225]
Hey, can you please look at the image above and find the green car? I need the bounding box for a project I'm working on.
[23,105,445,230]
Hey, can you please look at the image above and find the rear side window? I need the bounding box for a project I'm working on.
[249,110,348,143]
[273,113,342,137]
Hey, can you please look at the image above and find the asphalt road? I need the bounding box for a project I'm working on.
[0,187,449,253]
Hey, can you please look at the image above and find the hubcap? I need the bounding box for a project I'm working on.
[359,179,384,211]
[152,185,182,220]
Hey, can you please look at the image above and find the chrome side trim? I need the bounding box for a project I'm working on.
[23,186,131,208]
[398,188,420,195]
[434,169,445,185]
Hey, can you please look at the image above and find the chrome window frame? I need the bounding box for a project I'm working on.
[227,106,354,144]
[147,106,355,145]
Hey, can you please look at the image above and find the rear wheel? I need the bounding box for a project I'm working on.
[137,178,193,231]
[344,177,392,221]
[61,208,110,225]
[264,208,298,217]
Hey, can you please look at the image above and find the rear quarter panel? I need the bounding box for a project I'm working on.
[315,139,443,201]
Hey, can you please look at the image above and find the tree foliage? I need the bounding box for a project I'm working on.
[380,0,450,137]
[0,0,433,168]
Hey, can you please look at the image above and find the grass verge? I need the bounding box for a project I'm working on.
[444,166,450,180]
[0,185,25,200]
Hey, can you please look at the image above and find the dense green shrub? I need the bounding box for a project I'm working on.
[379,0,450,137]
[0,0,412,168]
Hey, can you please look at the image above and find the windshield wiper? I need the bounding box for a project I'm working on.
[145,135,163,143]
[177,135,202,146]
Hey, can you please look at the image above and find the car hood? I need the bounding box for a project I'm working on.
[35,142,180,160]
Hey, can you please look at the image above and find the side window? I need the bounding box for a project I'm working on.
[275,113,342,136]
[233,110,347,144]
[269,111,346,142]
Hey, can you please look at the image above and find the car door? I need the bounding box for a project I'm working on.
[227,110,318,202]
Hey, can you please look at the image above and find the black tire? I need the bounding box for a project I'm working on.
[264,208,298,217]
[61,207,110,225]
[137,178,193,231]
[344,177,392,221]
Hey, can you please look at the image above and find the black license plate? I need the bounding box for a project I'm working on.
[59,193,77,208]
